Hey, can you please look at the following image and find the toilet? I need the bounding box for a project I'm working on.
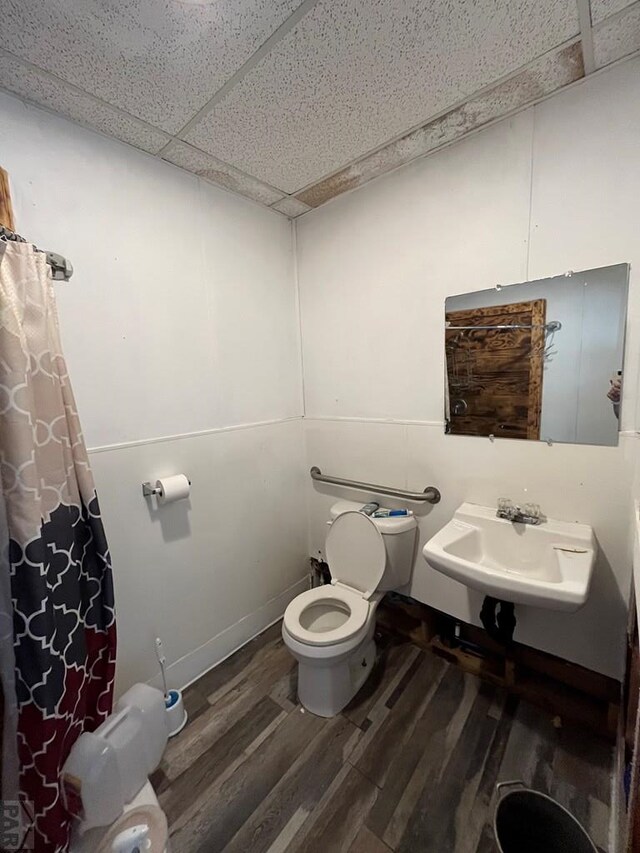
[282,500,417,717]
[63,683,170,853]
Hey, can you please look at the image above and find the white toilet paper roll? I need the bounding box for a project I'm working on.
[155,474,190,505]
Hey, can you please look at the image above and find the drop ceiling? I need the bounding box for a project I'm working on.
[1,0,638,217]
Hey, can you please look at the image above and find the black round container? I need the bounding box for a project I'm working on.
[494,782,597,853]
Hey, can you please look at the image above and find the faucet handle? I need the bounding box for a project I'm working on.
[523,502,540,520]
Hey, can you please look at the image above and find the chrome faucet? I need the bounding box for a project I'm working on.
[496,498,542,525]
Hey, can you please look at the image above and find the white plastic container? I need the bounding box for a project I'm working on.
[116,683,168,770]
[62,705,146,828]
[100,705,148,804]
[62,685,169,833]
[62,730,124,830]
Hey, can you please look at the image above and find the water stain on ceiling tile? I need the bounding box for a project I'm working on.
[185,0,580,192]
[0,0,631,216]
[162,141,285,206]
[296,41,585,208]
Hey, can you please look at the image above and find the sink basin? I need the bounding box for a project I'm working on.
[422,502,596,611]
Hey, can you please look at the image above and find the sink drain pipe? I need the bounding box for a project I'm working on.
[480,597,516,645]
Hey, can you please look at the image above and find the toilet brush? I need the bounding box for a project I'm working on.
[154,637,187,738]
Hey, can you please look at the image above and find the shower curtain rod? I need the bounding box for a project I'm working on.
[446,320,561,332]
[0,224,73,281]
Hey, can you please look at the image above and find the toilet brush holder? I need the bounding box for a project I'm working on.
[165,689,187,737]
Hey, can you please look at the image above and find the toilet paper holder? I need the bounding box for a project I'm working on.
[142,478,191,497]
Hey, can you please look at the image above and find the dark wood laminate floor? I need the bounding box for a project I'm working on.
[150,622,613,853]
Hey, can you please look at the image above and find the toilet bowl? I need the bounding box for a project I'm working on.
[283,501,417,716]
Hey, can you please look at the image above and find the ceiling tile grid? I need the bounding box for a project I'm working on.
[162,141,285,207]
[0,0,305,134]
[590,0,637,24]
[184,0,580,192]
[0,50,170,154]
[271,196,313,217]
[0,0,637,217]
[593,2,640,67]
[295,41,585,208]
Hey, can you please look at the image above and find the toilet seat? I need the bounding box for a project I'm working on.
[283,510,388,649]
[325,511,386,598]
[283,585,371,646]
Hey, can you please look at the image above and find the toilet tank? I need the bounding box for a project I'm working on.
[328,501,417,591]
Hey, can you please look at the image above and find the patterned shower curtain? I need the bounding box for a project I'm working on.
[0,241,116,851]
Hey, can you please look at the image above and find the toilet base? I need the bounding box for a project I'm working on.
[297,637,377,717]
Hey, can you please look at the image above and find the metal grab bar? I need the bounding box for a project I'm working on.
[310,466,441,505]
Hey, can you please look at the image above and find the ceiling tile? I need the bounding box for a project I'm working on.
[296,42,584,208]
[590,0,637,25]
[162,141,286,206]
[0,51,169,153]
[271,196,312,217]
[0,0,305,134]
[185,0,580,193]
[593,3,640,66]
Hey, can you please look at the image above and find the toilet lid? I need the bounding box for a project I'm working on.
[326,510,386,597]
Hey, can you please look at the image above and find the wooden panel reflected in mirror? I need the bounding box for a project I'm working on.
[444,264,630,447]
[445,299,545,440]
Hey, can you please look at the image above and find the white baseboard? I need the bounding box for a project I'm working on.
[147,575,309,693]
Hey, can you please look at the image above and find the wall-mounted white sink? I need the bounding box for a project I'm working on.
[422,502,596,612]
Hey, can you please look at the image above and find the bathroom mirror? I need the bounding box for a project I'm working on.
[444,263,629,446]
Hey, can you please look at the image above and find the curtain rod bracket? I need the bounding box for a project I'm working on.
[0,226,73,281]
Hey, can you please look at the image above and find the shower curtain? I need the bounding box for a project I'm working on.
[0,241,116,851]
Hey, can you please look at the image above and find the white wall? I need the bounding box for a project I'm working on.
[296,58,640,679]
[2,57,638,687]
[0,91,308,694]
